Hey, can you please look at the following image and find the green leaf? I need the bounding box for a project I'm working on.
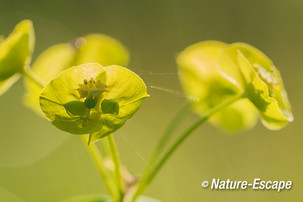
[62,194,113,202]
[177,41,258,132]
[217,42,293,130]
[40,63,149,137]
[24,43,75,113]
[0,20,34,95]
[74,34,129,67]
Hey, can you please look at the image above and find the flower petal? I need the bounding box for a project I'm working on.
[74,34,129,67]
[177,41,258,132]
[40,63,106,134]
[90,65,149,142]
[218,42,293,130]
[210,98,258,132]
[238,51,293,129]
[0,20,34,95]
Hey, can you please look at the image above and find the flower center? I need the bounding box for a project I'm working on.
[76,77,107,99]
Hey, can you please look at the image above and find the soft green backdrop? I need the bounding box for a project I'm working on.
[0,0,302,201]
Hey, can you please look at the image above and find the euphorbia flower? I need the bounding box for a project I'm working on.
[177,41,258,132]
[217,42,293,130]
[178,40,293,131]
[0,20,34,95]
[40,63,149,141]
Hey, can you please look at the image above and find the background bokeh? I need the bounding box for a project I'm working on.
[0,0,303,201]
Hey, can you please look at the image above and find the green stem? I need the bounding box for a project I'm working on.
[100,137,111,157]
[140,103,191,183]
[81,135,119,199]
[107,134,124,201]
[22,66,46,88]
[132,93,244,200]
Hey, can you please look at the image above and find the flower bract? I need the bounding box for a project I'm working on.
[40,63,149,140]
[216,42,293,130]
[178,40,293,131]
[0,20,34,95]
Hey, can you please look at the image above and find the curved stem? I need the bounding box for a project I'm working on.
[107,134,124,201]
[140,103,191,183]
[132,93,244,200]
[81,135,119,199]
[22,66,46,88]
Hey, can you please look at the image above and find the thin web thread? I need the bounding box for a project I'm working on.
[118,68,189,201]
[130,68,182,80]
[129,67,200,100]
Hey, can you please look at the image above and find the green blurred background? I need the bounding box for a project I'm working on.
[0,0,302,201]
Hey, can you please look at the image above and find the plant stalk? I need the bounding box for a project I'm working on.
[22,66,46,88]
[140,103,191,184]
[107,134,124,201]
[132,93,244,200]
[82,135,119,199]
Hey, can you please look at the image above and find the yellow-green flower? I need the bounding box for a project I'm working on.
[178,41,293,131]
[177,41,258,132]
[40,63,149,141]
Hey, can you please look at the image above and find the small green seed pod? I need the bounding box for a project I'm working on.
[101,99,119,115]
[63,100,88,117]
[84,98,97,109]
